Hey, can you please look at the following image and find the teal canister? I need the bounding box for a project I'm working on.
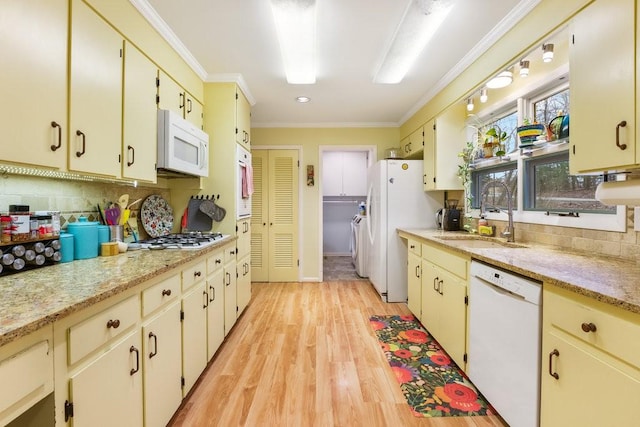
[66,216,99,260]
[97,225,110,250]
[59,233,74,263]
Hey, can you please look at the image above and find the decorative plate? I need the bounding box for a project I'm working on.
[140,195,174,237]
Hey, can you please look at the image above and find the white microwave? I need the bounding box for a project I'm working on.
[157,109,209,177]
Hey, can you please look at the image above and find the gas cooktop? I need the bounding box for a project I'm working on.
[140,232,228,250]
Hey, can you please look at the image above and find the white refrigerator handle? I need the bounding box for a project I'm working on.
[366,183,374,244]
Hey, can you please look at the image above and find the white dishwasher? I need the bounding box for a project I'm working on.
[468,261,541,427]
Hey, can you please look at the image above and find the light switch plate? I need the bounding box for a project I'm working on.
[635,207,640,231]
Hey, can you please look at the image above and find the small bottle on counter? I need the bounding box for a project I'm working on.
[1,216,12,243]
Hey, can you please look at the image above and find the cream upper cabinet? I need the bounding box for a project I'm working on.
[236,88,251,148]
[423,106,465,191]
[322,151,368,196]
[158,70,203,129]
[68,0,123,178]
[1,0,68,170]
[569,0,637,173]
[403,127,424,158]
[540,285,640,426]
[122,42,158,183]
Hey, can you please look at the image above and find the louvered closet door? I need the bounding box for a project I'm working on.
[268,150,299,281]
[251,150,269,282]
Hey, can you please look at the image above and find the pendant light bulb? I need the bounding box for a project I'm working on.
[542,43,554,63]
[480,88,488,103]
[519,60,530,77]
[466,98,474,112]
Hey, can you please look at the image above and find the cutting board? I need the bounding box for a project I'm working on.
[186,198,213,231]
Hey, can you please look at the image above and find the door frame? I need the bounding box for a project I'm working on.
[318,145,377,281]
[251,145,303,282]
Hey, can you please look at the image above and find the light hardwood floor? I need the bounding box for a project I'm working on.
[168,281,507,427]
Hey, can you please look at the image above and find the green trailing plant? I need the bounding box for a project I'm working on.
[457,140,478,231]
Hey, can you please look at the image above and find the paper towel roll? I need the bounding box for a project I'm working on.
[595,180,640,206]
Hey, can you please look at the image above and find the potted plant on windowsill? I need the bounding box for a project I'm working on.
[483,127,507,158]
[516,119,546,146]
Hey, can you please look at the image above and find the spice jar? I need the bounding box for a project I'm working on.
[0,216,11,243]
[9,205,30,242]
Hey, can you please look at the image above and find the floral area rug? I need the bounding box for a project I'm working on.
[369,314,493,418]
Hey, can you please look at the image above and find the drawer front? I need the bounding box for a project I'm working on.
[422,243,468,280]
[68,294,140,365]
[182,260,206,292]
[0,340,52,416]
[408,239,421,256]
[544,288,640,369]
[206,249,225,275]
[141,273,180,317]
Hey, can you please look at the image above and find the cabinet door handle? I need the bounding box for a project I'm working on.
[179,93,185,109]
[75,130,86,157]
[581,322,597,333]
[203,290,208,309]
[548,349,560,379]
[127,145,135,166]
[415,265,420,278]
[130,346,140,375]
[438,279,444,295]
[106,319,120,329]
[209,285,215,302]
[161,289,172,297]
[50,121,62,151]
[148,332,158,359]
[433,277,438,292]
[225,271,231,286]
[187,98,192,113]
[615,120,627,150]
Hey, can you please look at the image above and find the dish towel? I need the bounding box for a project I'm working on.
[242,163,254,199]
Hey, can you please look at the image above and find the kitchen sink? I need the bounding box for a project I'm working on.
[434,235,528,249]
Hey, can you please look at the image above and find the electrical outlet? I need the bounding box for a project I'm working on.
[635,207,640,231]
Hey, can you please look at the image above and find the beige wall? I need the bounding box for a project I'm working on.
[251,127,399,280]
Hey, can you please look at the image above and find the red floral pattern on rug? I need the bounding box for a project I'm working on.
[370,314,493,418]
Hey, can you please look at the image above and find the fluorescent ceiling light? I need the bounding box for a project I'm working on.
[270,0,317,84]
[373,0,453,84]
[486,70,513,89]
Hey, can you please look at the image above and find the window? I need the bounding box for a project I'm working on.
[524,152,615,214]
[533,88,569,126]
[483,111,518,154]
[471,162,518,210]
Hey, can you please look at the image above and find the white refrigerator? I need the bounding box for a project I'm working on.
[366,159,443,302]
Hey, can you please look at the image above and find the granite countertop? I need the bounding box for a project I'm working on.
[0,236,235,347]
[398,229,640,315]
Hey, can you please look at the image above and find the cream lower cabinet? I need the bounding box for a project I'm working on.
[206,249,226,360]
[141,274,182,427]
[237,219,251,315]
[541,285,640,426]
[68,0,123,178]
[68,330,143,427]
[420,242,469,369]
[406,239,422,320]
[224,245,238,335]
[181,260,208,396]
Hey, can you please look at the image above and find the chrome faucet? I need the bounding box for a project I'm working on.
[480,180,515,242]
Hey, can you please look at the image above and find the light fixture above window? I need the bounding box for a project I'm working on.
[480,88,488,103]
[519,60,530,77]
[270,0,317,84]
[466,98,474,112]
[486,70,513,89]
[542,43,554,63]
[373,0,453,84]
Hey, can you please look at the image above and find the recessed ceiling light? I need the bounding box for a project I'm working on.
[296,96,311,103]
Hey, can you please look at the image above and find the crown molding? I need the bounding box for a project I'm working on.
[251,121,399,129]
[129,0,208,80]
[401,0,542,124]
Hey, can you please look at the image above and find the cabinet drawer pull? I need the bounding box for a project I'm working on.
[75,130,86,157]
[161,289,172,297]
[50,121,62,151]
[127,145,135,166]
[615,120,627,150]
[581,322,597,333]
[130,346,140,375]
[215,258,222,264]
[548,349,560,380]
[148,332,158,359]
[106,319,120,329]
[194,271,202,278]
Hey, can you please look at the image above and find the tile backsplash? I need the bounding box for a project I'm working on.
[0,175,172,240]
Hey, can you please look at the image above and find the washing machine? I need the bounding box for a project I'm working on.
[350,214,369,277]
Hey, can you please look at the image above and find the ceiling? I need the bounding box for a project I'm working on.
[141,0,538,127]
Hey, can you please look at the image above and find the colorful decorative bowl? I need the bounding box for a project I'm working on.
[517,123,546,144]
